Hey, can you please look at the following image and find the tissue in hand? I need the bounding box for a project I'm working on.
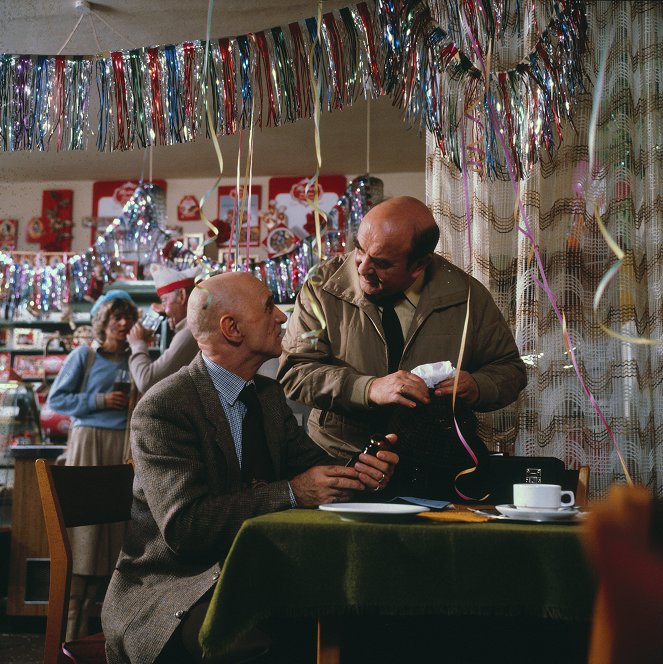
[411,361,456,388]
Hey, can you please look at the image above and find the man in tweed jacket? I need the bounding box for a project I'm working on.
[102,272,398,664]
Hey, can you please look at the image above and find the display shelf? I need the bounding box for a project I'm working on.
[0,348,69,355]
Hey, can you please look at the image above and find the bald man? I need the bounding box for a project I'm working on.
[278,196,527,483]
[102,272,398,664]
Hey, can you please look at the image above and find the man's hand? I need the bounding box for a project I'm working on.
[350,434,399,492]
[104,391,128,410]
[290,466,366,507]
[128,322,152,344]
[368,370,430,408]
[433,370,479,406]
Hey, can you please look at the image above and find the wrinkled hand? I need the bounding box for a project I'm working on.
[104,391,128,410]
[128,323,152,344]
[350,434,399,492]
[433,370,479,406]
[368,370,430,408]
[290,465,366,507]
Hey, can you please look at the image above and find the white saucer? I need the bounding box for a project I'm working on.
[319,502,430,522]
[495,504,582,523]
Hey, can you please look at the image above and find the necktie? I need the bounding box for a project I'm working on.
[381,298,404,374]
[237,384,275,484]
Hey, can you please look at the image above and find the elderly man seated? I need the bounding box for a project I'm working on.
[102,272,399,664]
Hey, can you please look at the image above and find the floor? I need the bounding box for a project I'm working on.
[0,632,44,664]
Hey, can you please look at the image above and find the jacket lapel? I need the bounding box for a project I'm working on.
[322,254,383,334]
[187,354,240,475]
[253,378,281,475]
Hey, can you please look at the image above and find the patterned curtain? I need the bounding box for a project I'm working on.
[425,1,663,498]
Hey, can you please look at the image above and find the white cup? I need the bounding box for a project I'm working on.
[512,483,575,510]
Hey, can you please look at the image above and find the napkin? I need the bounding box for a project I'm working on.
[411,360,456,388]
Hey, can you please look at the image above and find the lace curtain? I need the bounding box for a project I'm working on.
[425,1,663,498]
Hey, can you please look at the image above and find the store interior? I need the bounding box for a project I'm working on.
[0,0,662,662]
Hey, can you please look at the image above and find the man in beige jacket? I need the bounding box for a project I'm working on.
[278,196,527,470]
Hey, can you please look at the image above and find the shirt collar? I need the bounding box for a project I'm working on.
[202,354,254,406]
[91,340,130,355]
[404,272,425,309]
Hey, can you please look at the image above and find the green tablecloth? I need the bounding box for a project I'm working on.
[200,509,595,659]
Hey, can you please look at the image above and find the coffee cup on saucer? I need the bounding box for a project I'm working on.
[512,483,575,510]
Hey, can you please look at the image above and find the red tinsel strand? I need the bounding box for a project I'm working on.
[322,13,345,110]
[53,57,66,150]
[248,33,265,129]
[356,2,383,92]
[111,51,129,150]
[338,8,359,102]
[147,47,165,145]
[182,42,196,139]
[289,21,312,119]
[254,32,277,127]
[218,38,236,135]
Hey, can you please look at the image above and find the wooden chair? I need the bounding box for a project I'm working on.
[35,459,134,664]
[584,485,663,664]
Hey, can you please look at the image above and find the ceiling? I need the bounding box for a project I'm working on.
[0,0,426,181]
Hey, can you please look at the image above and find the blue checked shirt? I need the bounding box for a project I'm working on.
[202,354,297,506]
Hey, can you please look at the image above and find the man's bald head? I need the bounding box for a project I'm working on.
[353,196,439,299]
[187,272,260,342]
[360,196,439,265]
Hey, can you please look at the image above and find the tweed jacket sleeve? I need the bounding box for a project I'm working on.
[130,354,330,563]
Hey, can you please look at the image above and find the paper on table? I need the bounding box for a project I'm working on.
[411,361,455,388]
[397,496,451,510]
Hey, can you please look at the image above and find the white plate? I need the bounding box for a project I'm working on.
[495,504,583,523]
[319,502,430,522]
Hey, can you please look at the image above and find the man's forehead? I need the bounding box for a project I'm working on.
[358,220,410,256]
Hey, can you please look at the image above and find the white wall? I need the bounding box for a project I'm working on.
[0,172,425,256]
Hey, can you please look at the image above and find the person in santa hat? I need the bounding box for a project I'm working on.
[128,264,201,395]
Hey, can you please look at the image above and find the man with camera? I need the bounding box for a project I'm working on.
[128,264,201,394]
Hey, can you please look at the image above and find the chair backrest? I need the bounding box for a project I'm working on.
[35,459,134,664]
[487,455,590,506]
[584,485,663,663]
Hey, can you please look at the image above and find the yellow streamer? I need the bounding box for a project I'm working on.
[593,205,662,345]
[299,0,329,348]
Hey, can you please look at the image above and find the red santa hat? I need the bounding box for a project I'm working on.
[150,264,202,297]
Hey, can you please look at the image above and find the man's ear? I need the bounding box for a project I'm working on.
[219,314,242,344]
[409,253,431,281]
[176,288,187,305]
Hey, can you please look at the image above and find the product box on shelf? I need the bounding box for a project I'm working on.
[12,328,43,350]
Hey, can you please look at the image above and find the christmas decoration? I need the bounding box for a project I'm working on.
[0,0,585,181]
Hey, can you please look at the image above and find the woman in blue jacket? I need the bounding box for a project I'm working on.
[48,290,138,640]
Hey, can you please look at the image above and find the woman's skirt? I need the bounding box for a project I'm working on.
[66,425,131,576]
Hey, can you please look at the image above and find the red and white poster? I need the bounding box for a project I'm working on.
[267,176,346,240]
[39,189,74,251]
[0,219,17,250]
[177,195,201,221]
[92,180,167,243]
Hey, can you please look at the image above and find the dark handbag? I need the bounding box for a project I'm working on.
[383,395,491,502]
[486,456,577,505]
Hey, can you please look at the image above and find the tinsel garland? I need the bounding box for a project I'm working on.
[0,173,381,317]
[0,54,92,150]
[0,0,586,180]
